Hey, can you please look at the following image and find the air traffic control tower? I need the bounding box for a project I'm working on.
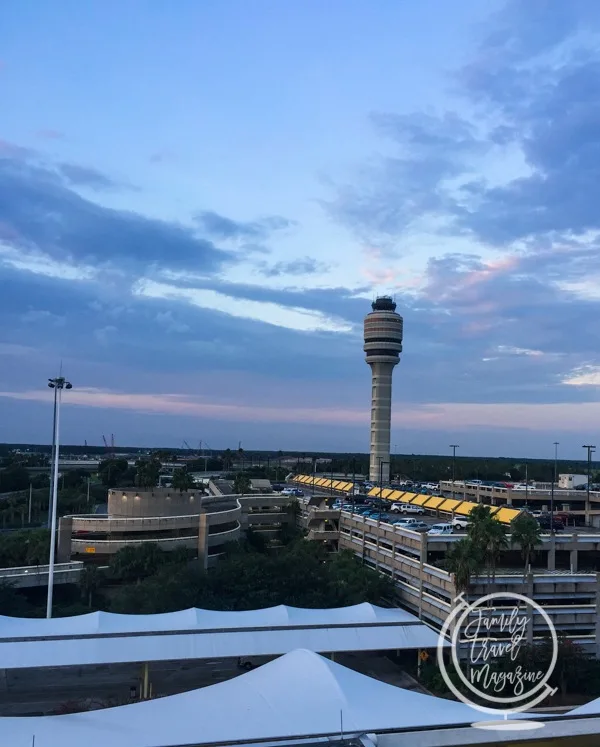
[364,297,403,484]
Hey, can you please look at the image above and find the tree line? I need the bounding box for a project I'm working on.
[0,534,394,618]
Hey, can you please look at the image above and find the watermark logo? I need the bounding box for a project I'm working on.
[437,592,558,716]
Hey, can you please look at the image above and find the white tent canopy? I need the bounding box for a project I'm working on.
[0,623,442,669]
[0,603,419,638]
[0,603,446,670]
[0,649,487,747]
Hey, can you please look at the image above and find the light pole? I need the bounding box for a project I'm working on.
[46,376,72,619]
[450,445,459,500]
[583,445,596,525]
[551,442,559,530]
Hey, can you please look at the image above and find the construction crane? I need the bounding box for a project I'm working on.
[102,435,116,458]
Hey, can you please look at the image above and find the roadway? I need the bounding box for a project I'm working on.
[0,657,258,715]
[0,653,420,716]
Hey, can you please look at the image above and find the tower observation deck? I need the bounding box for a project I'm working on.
[364,297,403,484]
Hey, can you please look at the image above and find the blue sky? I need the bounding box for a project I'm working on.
[1,0,599,458]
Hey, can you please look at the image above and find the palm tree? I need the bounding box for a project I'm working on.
[487,519,509,582]
[467,504,507,589]
[222,449,233,471]
[511,512,542,578]
[445,538,483,593]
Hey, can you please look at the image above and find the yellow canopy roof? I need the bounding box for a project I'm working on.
[387,490,405,502]
[454,502,477,516]
[424,496,444,509]
[495,507,521,524]
[437,499,462,513]
[410,494,430,506]
[401,492,418,503]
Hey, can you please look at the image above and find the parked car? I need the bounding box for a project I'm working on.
[393,518,428,531]
[401,504,425,515]
[451,516,469,530]
[408,521,430,532]
[291,489,304,497]
[428,523,454,536]
[390,502,411,513]
[537,516,564,531]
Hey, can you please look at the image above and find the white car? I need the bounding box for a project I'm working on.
[401,504,425,515]
[428,523,453,536]
[390,502,411,513]
[452,516,469,530]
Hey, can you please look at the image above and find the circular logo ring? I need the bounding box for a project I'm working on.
[436,591,558,716]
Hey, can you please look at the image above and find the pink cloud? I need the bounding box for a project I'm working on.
[1,388,599,433]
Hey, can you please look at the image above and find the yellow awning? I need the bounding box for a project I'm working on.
[298,475,309,483]
[495,507,521,524]
[437,499,462,513]
[401,492,418,503]
[424,496,444,509]
[367,487,381,496]
[454,502,478,516]
[380,488,394,498]
[315,478,328,487]
[387,490,405,502]
[341,482,354,491]
[410,494,430,506]
[330,480,342,489]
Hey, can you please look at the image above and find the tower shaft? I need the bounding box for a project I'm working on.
[368,361,397,483]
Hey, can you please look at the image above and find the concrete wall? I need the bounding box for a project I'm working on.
[108,488,206,518]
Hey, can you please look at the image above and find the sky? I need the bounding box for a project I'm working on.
[1,0,599,459]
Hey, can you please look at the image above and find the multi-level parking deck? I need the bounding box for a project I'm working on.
[293,480,600,657]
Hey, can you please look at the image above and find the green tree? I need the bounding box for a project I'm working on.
[135,458,162,489]
[98,459,129,488]
[25,529,51,565]
[172,469,195,492]
[109,543,167,583]
[233,473,251,495]
[0,580,30,615]
[79,565,104,609]
[445,539,483,593]
[511,512,542,577]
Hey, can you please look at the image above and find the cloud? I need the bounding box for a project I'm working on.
[195,211,295,241]
[133,279,354,333]
[259,256,329,277]
[57,162,122,190]
[0,151,232,271]
[563,365,600,387]
[328,112,483,242]
[21,309,66,326]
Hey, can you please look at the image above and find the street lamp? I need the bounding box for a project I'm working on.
[450,445,459,500]
[550,442,559,530]
[46,376,72,619]
[583,445,596,524]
